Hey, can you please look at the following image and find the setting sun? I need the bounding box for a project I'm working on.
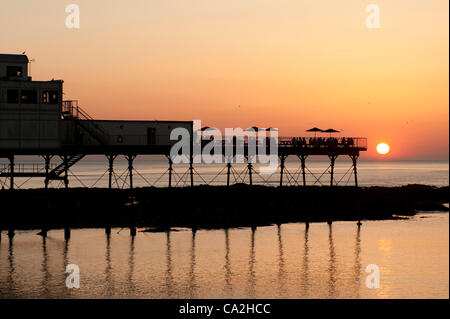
[377,143,390,155]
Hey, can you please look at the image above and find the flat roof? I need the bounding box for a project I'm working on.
[0,54,28,64]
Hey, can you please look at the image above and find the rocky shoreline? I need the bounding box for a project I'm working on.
[0,184,448,231]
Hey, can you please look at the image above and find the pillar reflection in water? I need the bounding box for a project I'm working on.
[301,224,310,296]
[128,236,135,294]
[353,226,362,297]
[63,238,69,271]
[277,224,286,296]
[7,238,15,295]
[165,231,174,297]
[41,237,49,297]
[104,233,114,296]
[188,230,197,298]
[62,238,70,297]
[328,224,337,297]
[247,227,256,297]
[224,228,232,295]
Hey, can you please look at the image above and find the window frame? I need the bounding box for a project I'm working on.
[6,66,23,77]
[20,90,38,104]
[42,90,59,104]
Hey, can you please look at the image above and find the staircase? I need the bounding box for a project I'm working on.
[48,154,86,177]
[62,100,110,145]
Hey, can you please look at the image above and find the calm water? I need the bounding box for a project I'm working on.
[0,212,448,299]
[0,157,448,189]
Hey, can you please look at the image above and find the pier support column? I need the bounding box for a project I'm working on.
[329,155,338,187]
[8,228,14,239]
[189,156,194,187]
[226,163,232,186]
[39,228,48,238]
[63,155,69,189]
[126,155,136,190]
[351,154,359,188]
[248,163,253,185]
[130,227,136,237]
[9,155,14,190]
[279,155,286,187]
[44,155,52,189]
[105,226,111,236]
[305,207,310,229]
[351,154,362,226]
[167,156,173,188]
[247,156,253,186]
[107,154,117,189]
[64,228,71,240]
[299,155,307,187]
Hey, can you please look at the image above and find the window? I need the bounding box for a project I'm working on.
[147,128,156,145]
[42,90,59,104]
[21,90,38,104]
[7,90,19,103]
[6,66,23,77]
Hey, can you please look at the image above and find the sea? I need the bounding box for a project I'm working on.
[0,158,448,298]
[0,156,448,189]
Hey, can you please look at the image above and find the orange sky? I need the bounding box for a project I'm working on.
[1,0,448,159]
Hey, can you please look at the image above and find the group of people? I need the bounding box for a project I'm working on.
[290,137,355,147]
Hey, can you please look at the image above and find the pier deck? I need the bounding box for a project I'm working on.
[0,136,367,189]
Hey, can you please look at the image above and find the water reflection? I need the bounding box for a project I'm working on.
[247,227,256,297]
[41,237,49,297]
[188,230,197,298]
[165,231,174,297]
[277,225,286,296]
[62,238,70,297]
[63,239,69,270]
[301,225,309,295]
[328,224,337,297]
[7,238,15,295]
[128,236,135,293]
[0,215,446,299]
[104,234,114,296]
[224,229,232,294]
[353,226,362,297]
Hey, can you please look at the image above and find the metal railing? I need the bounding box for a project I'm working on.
[278,137,367,149]
[0,163,57,173]
[102,134,367,150]
[201,136,367,149]
[62,100,79,118]
[62,100,110,145]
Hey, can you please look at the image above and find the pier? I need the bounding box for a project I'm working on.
[0,135,366,189]
[0,54,367,190]
[0,53,370,239]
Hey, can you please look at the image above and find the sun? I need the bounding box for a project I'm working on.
[376,143,390,155]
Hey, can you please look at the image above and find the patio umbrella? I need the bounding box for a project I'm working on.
[322,128,340,137]
[245,126,261,132]
[306,127,323,137]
